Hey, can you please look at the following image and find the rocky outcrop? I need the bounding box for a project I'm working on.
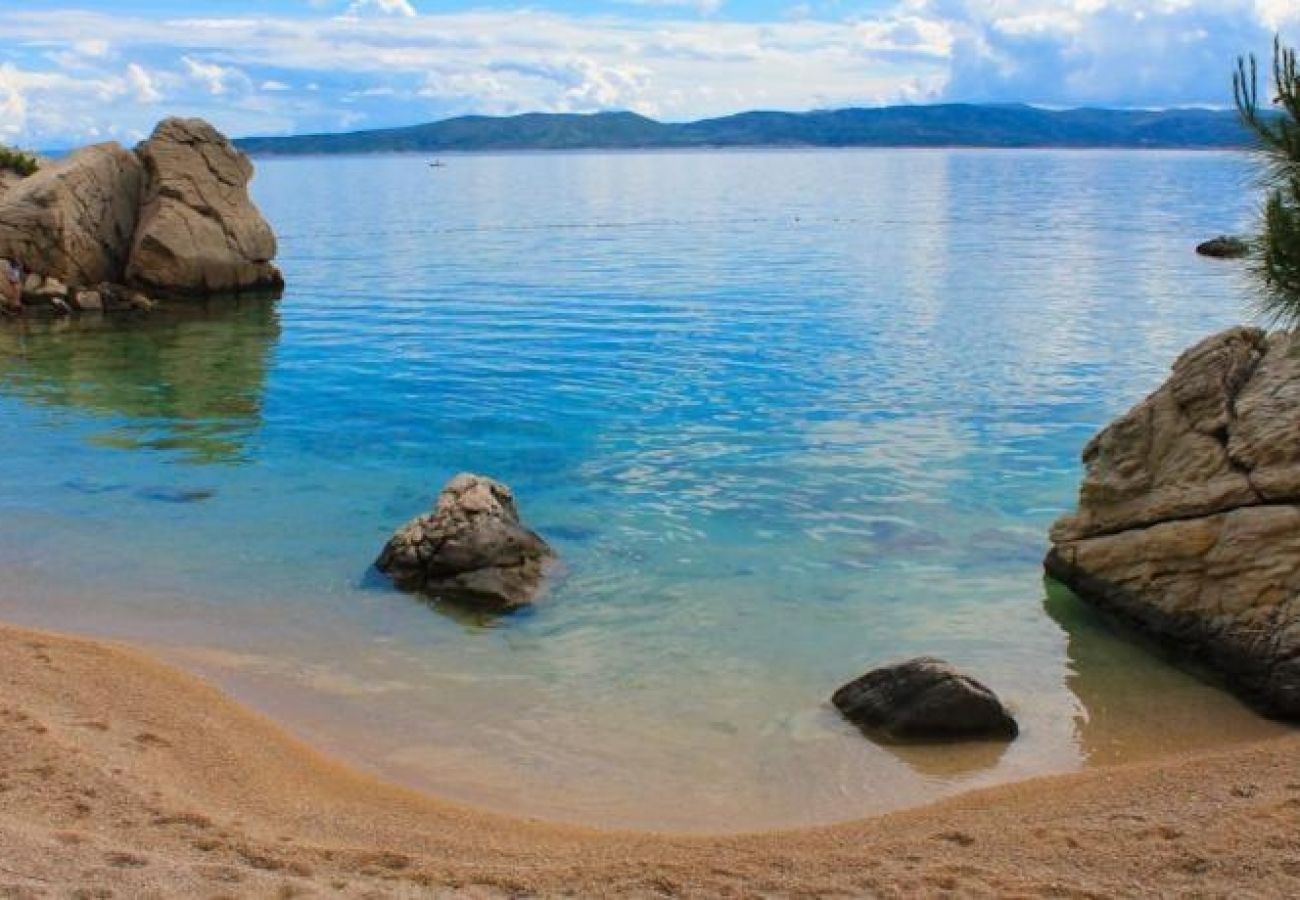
[0,143,144,286]
[1196,236,1250,259]
[126,118,282,298]
[832,657,1018,742]
[0,169,24,197]
[376,474,554,612]
[1046,327,1300,718]
[0,117,280,316]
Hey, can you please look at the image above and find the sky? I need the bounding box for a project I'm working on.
[1,1,1298,147]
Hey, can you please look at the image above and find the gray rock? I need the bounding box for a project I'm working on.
[376,474,554,611]
[832,657,1018,742]
[126,118,282,298]
[1046,327,1300,718]
[1196,235,1250,258]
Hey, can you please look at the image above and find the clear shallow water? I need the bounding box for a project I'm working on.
[0,149,1289,831]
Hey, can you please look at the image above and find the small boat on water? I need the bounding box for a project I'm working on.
[429,159,446,168]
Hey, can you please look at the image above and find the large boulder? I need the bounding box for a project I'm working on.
[0,119,280,313]
[1046,327,1300,718]
[125,118,282,298]
[0,143,144,285]
[832,657,1018,742]
[376,474,554,611]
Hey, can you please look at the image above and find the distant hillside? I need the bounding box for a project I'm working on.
[235,104,1252,155]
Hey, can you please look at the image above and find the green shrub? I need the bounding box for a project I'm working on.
[0,145,39,177]
[1235,38,1300,326]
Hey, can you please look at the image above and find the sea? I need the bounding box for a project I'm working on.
[0,147,1287,831]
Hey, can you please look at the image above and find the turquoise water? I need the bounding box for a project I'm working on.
[0,149,1288,830]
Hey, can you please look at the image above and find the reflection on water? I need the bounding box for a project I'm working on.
[870,732,1011,778]
[1043,580,1289,764]
[0,149,1290,830]
[0,301,279,464]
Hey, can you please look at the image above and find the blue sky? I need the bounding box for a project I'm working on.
[1,1,1297,147]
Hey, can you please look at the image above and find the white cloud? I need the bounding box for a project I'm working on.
[0,61,140,147]
[0,1,1297,146]
[343,0,418,18]
[0,8,947,139]
[181,56,252,97]
[618,0,726,17]
[126,63,162,104]
[0,66,29,141]
[910,0,1300,105]
[73,39,111,59]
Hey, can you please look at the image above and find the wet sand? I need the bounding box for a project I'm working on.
[1,619,1298,898]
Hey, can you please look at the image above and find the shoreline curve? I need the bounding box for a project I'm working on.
[1,619,1298,896]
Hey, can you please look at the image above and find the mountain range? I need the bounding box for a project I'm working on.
[235,104,1252,155]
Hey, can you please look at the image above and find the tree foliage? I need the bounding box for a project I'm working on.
[1235,38,1300,326]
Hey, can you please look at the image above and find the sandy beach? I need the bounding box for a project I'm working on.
[0,621,1296,898]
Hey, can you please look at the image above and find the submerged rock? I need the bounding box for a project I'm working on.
[127,118,282,298]
[832,657,1018,742]
[376,474,554,612]
[136,487,216,504]
[1196,236,1250,259]
[1045,327,1300,718]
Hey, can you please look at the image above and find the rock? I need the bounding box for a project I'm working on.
[1196,235,1250,258]
[832,657,1018,742]
[125,291,155,312]
[95,282,130,312]
[71,290,103,312]
[33,276,68,300]
[0,143,144,285]
[126,118,282,298]
[0,169,24,197]
[1046,327,1300,718]
[136,487,215,504]
[22,276,70,308]
[376,474,554,611]
[0,119,280,310]
[0,261,19,311]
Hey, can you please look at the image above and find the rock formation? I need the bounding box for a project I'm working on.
[1046,327,1300,718]
[0,144,144,286]
[0,169,25,197]
[832,657,1018,742]
[376,474,554,612]
[0,118,280,316]
[127,118,281,298]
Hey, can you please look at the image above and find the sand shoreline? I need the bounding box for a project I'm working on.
[1,620,1298,897]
